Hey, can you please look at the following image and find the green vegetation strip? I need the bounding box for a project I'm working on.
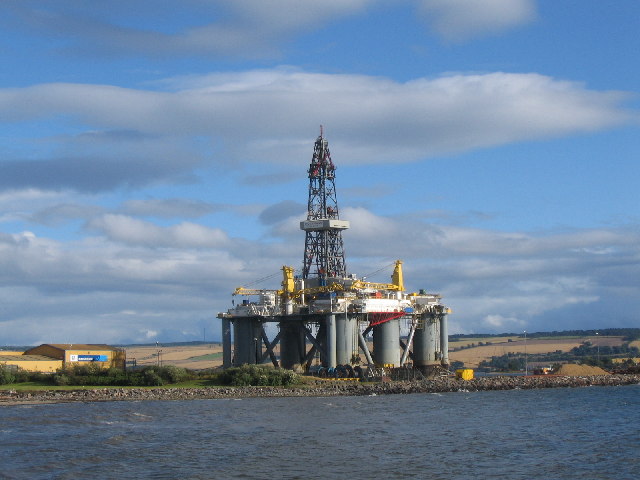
[188,352,223,361]
[1,364,299,389]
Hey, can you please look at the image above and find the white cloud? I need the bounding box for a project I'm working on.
[0,69,632,193]
[418,0,537,41]
[144,329,158,339]
[4,1,538,58]
[0,205,638,344]
[88,214,231,248]
[0,189,73,223]
[331,206,640,333]
[483,314,523,329]
[2,1,637,346]
[259,200,306,226]
[29,203,104,226]
[122,198,215,219]
[5,0,375,58]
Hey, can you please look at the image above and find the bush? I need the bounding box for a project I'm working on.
[1,363,203,387]
[160,365,190,383]
[45,364,193,387]
[0,366,16,385]
[53,373,71,386]
[14,369,37,383]
[143,369,164,386]
[220,364,298,387]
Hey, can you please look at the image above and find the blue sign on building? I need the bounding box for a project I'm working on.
[77,355,108,362]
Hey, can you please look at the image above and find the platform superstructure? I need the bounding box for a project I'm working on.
[218,129,450,373]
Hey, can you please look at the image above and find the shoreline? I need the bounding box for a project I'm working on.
[1,374,639,406]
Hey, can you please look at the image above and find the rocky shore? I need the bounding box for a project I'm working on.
[1,374,639,405]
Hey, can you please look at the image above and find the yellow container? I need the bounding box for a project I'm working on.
[455,368,474,381]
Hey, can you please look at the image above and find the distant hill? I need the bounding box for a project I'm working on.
[115,340,223,348]
[450,328,640,341]
[1,341,222,350]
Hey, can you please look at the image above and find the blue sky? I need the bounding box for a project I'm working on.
[0,0,638,345]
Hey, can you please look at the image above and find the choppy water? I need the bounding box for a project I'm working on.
[2,384,639,479]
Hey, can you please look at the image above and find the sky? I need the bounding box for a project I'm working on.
[0,0,638,345]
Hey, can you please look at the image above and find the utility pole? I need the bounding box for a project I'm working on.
[524,330,528,375]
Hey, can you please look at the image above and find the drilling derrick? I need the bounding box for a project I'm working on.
[300,128,349,281]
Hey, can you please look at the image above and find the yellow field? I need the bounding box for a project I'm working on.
[449,336,625,368]
[449,336,521,349]
[122,335,627,370]
[125,344,224,370]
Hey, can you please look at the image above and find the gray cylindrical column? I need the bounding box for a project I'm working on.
[439,314,449,366]
[335,314,355,365]
[232,319,261,366]
[413,314,439,367]
[326,314,337,368]
[372,318,400,367]
[427,315,440,364]
[222,318,232,369]
[279,322,306,370]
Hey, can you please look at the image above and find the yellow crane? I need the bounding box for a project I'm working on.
[233,260,405,300]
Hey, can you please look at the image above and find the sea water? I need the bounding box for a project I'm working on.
[1,384,639,479]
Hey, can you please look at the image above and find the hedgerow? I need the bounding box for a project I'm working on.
[50,364,194,386]
[220,364,298,386]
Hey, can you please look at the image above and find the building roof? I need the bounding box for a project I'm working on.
[40,344,116,351]
[0,355,60,362]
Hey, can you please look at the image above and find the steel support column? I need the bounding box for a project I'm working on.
[373,319,400,367]
[335,313,355,365]
[279,322,306,370]
[439,314,449,366]
[222,318,232,369]
[326,314,337,368]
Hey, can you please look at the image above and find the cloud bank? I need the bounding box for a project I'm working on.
[0,69,632,194]
[1,204,638,344]
[3,0,533,59]
[418,0,537,41]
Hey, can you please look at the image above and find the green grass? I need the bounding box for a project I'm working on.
[187,352,224,361]
[0,381,214,391]
[157,378,222,388]
[0,382,129,391]
[0,375,227,391]
[0,379,302,392]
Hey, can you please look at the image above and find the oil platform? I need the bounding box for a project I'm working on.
[218,129,450,374]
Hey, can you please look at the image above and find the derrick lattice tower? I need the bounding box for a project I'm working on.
[300,127,349,280]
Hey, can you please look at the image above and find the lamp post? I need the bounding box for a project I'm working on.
[524,330,528,375]
[596,332,600,364]
[254,337,259,364]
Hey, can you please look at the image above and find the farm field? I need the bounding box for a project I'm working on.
[449,336,521,349]
[121,335,626,370]
[125,344,224,370]
[449,336,625,368]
